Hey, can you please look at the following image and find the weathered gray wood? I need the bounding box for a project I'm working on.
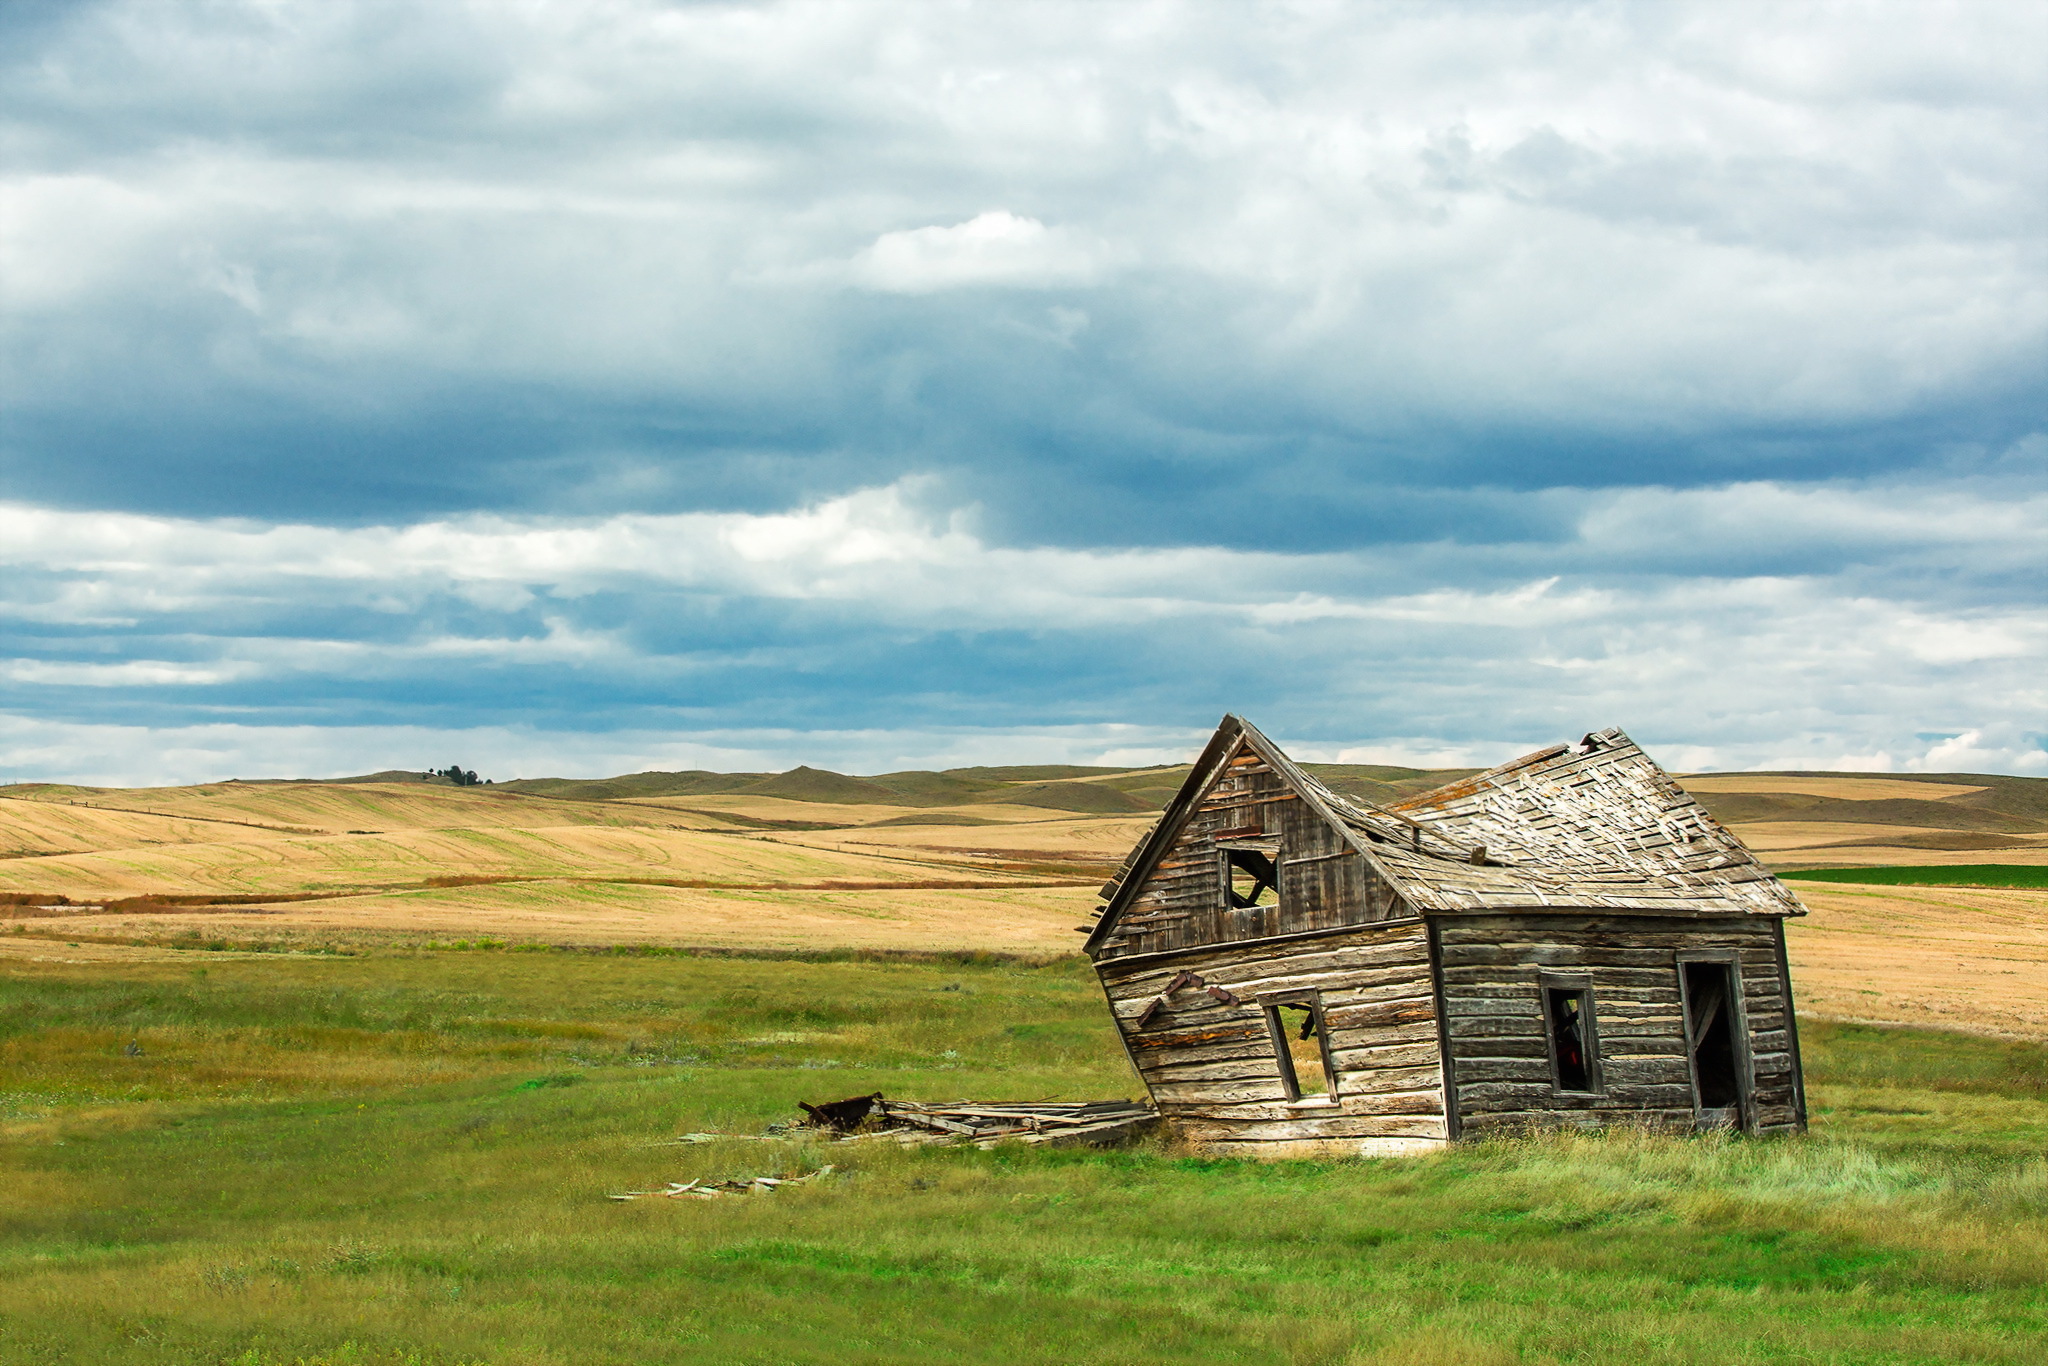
[1167,1114,1450,1140]
[1326,1039,1442,1070]
[1093,725,1805,1148]
[1099,915,1451,1144]
[1429,912,1802,1137]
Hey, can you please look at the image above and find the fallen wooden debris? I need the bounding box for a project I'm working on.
[609,1165,835,1202]
[799,1092,884,1132]
[792,1095,1157,1148]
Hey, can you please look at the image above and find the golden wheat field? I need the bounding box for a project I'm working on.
[4,764,2047,1038]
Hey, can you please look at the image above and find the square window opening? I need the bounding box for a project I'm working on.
[1545,986,1597,1093]
[1265,1000,1332,1101]
[1224,848,1277,909]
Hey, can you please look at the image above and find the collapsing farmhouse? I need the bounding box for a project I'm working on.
[1083,716,1807,1156]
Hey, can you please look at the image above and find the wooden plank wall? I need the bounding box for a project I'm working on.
[1094,740,1404,961]
[1098,921,1448,1152]
[1434,914,1804,1136]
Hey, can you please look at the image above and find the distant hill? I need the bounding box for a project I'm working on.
[493,760,1499,816]
[495,770,770,801]
[486,760,2048,828]
[233,770,444,785]
[497,762,1188,813]
[1680,772,2048,829]
[144,758,2047,832]
[7,758,2045,882]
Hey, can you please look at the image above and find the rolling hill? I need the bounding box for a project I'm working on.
[4,759,2047,1036]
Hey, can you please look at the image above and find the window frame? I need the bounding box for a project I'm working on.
[1676,950,1755,1125]
[1217,839,1281,913]
[1259,988,1340,1106]
[1539,972,1603,1096]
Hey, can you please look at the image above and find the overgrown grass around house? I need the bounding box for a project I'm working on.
[1,951,2044,1365]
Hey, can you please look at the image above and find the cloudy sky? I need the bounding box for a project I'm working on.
[2,0,2043,785]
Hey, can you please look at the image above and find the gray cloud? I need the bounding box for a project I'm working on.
[4,1,2042,526]
[1,2,2042,779]
[1,466,2042,781]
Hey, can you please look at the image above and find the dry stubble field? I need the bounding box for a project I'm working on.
[3,763,2047,1038]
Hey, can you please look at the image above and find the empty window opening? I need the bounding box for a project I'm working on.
[1684,962,1744,1115]
[1224,848,1277,909]
[1545,986,1597,1093]
[1265,1000,1332,1100]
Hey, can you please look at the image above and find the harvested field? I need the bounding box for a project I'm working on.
[623,795,1078,828]
[1682,775,1990,801]
[781,814,1159,863]
[1785,883,2048,1038]
[2,880,1093,955]
[2,781,732,835]
[6,763,2048,1042]
[1757,833,2048,866]
[0,825,1018,899]
[1730,820,1960,851]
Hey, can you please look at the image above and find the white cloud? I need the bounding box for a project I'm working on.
[3,2,2042,431]
[0,474,2042,781]
[847,211,1107,293]
[0,4,2043,785]
[0,659,258,688]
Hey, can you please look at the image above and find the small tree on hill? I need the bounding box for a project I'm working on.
[428,764,483,787]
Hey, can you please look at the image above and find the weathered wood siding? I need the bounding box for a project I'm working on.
[1434,914,1804,1137]
[1093,739,1405,961]
[1098,921,1447,1152]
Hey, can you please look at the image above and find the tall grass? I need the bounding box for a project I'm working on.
[2,952,2044,1364]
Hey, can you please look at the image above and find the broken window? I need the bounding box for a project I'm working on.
[1543,983,1599,1094]
[1222,847,1277,909]
[1264,999,1334,1101]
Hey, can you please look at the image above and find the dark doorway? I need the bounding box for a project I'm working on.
[1682,961,1748,1130]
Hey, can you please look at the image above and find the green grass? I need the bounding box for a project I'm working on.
[2,952,2045,1365]
[1780,864,2048,888]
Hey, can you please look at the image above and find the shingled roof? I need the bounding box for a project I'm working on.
[1096,717,1805,930]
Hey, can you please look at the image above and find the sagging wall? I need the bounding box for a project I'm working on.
[1094,740,1405,961]
[1097,921,1448,1155]
[1433,913,1805,1136]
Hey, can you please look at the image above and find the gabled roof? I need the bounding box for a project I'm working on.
[1089,717,1803,951]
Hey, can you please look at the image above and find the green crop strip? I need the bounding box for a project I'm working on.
[1781,864,2048,888]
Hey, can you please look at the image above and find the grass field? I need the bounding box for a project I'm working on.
[2,948,2045,1365]
[5,767,2048,1361]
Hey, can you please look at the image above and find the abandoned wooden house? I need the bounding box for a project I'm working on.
[1082,716,1807,1156]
